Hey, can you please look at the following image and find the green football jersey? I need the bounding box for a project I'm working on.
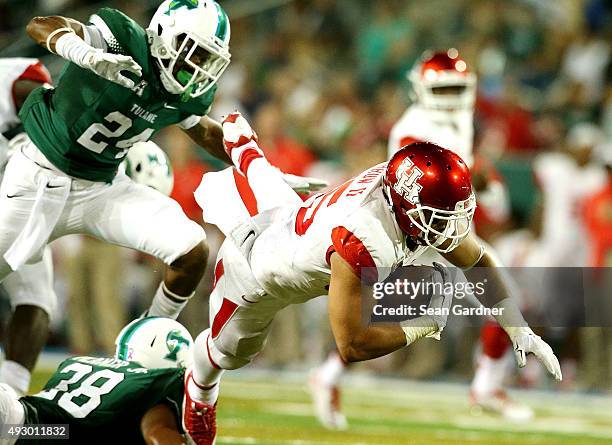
[18,356,184,445]
[19,7,216,182]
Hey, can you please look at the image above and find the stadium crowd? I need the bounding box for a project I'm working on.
[0,0,611,392]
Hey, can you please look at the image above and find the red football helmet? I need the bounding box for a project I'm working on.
[409,48,476,110]
[383,142,476,252]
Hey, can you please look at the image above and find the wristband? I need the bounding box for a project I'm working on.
[493,298,528,331]
[461,244,485,271]
[46,27,75,54]
[54,32,98,68]
[401,315,439,346]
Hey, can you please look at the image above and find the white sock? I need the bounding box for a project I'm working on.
[0,360,31,396]
[317,352,346,388]
[190,330,225,404]
[471,354,508,397]
[148,283,193,319]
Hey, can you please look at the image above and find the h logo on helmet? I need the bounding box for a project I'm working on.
[164,329,191,361]
[165,0,199,15]
[393,158,423,205]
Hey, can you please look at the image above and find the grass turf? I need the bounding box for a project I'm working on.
[31,369,612,445]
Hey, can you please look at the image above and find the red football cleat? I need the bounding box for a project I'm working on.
[183,371,218,445]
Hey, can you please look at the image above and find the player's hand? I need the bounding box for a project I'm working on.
[507,327,562,381]
[282,173,329,193]
[83,50,142,89]
[222,112,259,152]
[426,262,455,335]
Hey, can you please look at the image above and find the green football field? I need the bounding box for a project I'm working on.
[31,368,612,445]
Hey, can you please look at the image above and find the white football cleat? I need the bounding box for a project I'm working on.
[308,370,348,430]
[470,389,534,422]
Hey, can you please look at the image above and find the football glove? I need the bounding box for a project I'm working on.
[53,31,142,89]
[83,51,142,89]
[494,298,562,381]
[506,326,562,381]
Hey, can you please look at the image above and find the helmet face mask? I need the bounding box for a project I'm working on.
[148,0,231,99]
[405,196,476,253]
[409,49,476,111]
[384,143,476,253]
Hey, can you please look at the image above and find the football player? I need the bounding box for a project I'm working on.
[311,49,519,426]
[0,57,56,398]
[0,58,176,395]
[180,113,561,445]
[0,1,232,344]
[0,317,194,445]
[392,49,523,419]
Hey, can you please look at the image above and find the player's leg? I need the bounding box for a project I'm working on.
[222,112,303,211]
[0,151,43,283]
[75,174,208,319]
[184,241,281,444]
[470,320,533,421]
[0,383,25,445]
[0,249,55,395]
[309,350,349,430]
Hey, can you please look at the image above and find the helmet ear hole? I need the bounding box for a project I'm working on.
[157,24,163,36]
[135,163,142,173]
[426,161,432,167]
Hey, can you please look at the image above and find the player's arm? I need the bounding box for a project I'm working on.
[328,253,447,363]
[26,16,86,49]
[26,15,141,88]
[141,403,185,445]
[182,116,231,164]
[328,253,407,362]
[442,234,563,380]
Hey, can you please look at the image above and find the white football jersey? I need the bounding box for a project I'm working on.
[533,152,606,266]
[249,164,428,304]
[388,104,474,167]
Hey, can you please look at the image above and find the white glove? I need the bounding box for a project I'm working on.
[281,172,329,193]
[83,51,142,89]
[54,31,142,89]
[423,262,454,337]
[506,326,562,381]
[494,298,562,381]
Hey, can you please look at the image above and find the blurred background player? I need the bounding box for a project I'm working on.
[527,122,606,389]
[310,49,520,426]
[0,57,55,397]
[0,317,193,445]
